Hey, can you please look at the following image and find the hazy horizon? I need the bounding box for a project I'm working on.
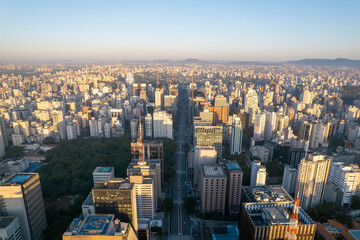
[1,0,360,62]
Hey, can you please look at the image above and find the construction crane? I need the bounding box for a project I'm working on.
[285,173,302,240]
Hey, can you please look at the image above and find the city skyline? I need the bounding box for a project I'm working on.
[1,0,360,62]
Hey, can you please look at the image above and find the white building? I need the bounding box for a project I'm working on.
[126,72,134,85]
[254,113,266,139]
[92,167,115,185]
[297,154,332,210]
[244,88,259,123]
[250,160,266,186]
[130,119,138,140]
[89,117,99,137]
[145,114,153,138]
[230,116,243,154]
[264,111,277,138]
[282,165,298,194]
[66,123,78,140]
[325,162,360,207]
[153,111,173,139]
[130,174,155,220]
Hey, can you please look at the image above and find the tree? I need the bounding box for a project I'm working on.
[352,195,360,209]
[164,198,173,213]
[335,214,353,228]
[183,197,196,214]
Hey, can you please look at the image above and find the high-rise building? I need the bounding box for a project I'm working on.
[282,165,298,194]
[164,95,177,114]
[127,161,161,211]
[325,162,360,207]
[0,173,47,240]
[92,178,138,231]
[93,167,115,185]
[225,162,243,208]
[240,185,316,240]
[130,119,138,140]
[193,146,217,185]
[89,117,99,137]
[126,72,135,85]
[193,125,223,157]
[199,165,227,214]
[250,160,266,186]
[62,214,137,240]
[244,88,259,124]
[297,153,332,210]
[129,173,155,220]
[230,116,243,154]
[309,123,329,148]
[144,114,152,138]
[154,87,164,110]
[253,113,266,139]
[0,216,22,240]
[152,111,173,139]
[264,111,277,138]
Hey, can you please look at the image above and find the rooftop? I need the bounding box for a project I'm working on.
[93,178,134,190]
[226,162,241,170]
[210,225,239,240]
[203,165,226,177]
[242,185,293,204]
[78,215,113,235]
[5,174,33,184]
[94,166,114,173]
[349,230,360,240]
[261,207,291,225]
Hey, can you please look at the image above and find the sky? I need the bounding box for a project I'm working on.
[0,0,359,62]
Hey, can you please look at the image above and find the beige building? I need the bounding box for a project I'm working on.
[297,153,332,210]
[0,173,47,240]
[199,165,227,214]
[62,214,137,240]
[193,146,217,185]
[225,162,243,207]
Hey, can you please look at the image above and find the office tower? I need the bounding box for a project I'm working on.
[230,116,243,154]
[253,113,266,139]
[250,160,266,186]
[144,114,152,138]
[0,216,22,240]
[0,173,47,240]
[325,162,360,207]
[199,165,227,214]
[208,105,229,125]
[264,111,277,138]
[89,117,99,137]
[154,87,164,110]
[126,72,135,85]
[199,108,213,124]
[297,153,331,210]
[164,95,177,114]
[282,165,298,194]
[193,146,217,185]
[129,174,155,220]
[240,185,316,240]
[225,162,243,208]
[152,111,173,139]
[51,109,64,133]
[131,139,163,182]
[92,178,138,231]
[244,88,259,123]
[193,125,223,158]
[62,214,137,240]
[93,167,115,185]
[130,119,138,140]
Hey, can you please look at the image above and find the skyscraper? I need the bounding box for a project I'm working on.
[193,125,223,157]
[297,153,332,210]
[244,88,259,124]
[92,178,138,231]
[225,162,243,208]
[0,173,47,240]
[282,165,298,194]
[199,165,227,214]
[250,160,266,186]
[230,116,243,154]
[253,113,266,139]
[152,111,173,139]
[264,111,277,138]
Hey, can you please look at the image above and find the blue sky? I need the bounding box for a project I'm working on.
[0,0,359,61]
